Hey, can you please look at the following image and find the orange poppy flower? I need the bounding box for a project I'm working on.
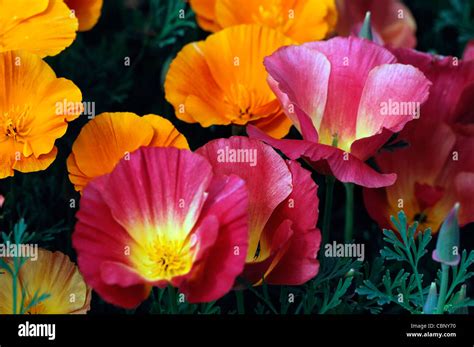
[0,50,82,179]
[165,24,294,138]
[0,249,91,314]
[64,0,104,31]
[67,112,189,192]
[189,0,337,42]
[0,0,78,57]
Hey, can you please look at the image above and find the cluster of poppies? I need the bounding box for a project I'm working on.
[1,0,473,313]
[0,0,102,314]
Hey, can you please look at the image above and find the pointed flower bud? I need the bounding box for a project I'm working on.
[451,285,468,314]
[432,203,461,266]
[423,282,438,314]
[359,12,374,41]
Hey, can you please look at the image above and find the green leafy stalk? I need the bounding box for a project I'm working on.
[167,286,178,314]
[235,290,245,314]
[322,176,335,245]
[344,183,354,243]
[436,264,450,314]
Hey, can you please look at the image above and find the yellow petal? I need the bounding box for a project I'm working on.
[13,147,58,174]
[165,41,231,126]
[189,0,221,32]
[0,50,81,175]
[165,24,294,135]
[64,0,103,32]
[0,0,78,57]
[67,112,189,192]
[69,112,154,184]
[142,114,189,149]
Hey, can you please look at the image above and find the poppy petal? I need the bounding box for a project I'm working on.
[181,174,249,302]
[197,136,293,260]
[248,125,396,188]
[355,64,431,140]
[264,45,330,137]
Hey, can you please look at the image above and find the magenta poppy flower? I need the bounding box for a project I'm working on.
[336,0,417,48]
[197,137,321,285]
[73,147,249,308]
[248,36,431,188]
[464,40,474,61]
[390,45,474,126]
[363,45,474,232]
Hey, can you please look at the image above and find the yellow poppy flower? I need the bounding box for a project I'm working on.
[0,50,82,179]
[0,0,78,57]
[67,112,189,192]
[189,0,337,42]
[165,24,294,138]
[0,249,91,314]
[64,0,104,32]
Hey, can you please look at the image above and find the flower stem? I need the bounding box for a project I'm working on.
[235,290,245,314]
[167,286,178,314]
[344,183,354,243]
[436,264,449,314]
[12,271,17,314]
[322,176,335,245]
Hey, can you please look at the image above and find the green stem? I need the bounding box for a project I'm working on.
[343,183,354,243]
[231,125,245,136]
[436,264,450,314]
[322,176,335,245]
[412,267,425,307]
[167,286,178,314]
[12,259,19,314]
[235,290,245,314]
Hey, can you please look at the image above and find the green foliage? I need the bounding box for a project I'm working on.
[357,211,474,314]
[0,220,50,314]
[148,287,220,315]
[435,0,474,47]
[295,257,362,314]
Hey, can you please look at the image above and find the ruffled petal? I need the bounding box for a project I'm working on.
[64,0,103,31]
[197,136,293,260]
[181,174,249,302]
[248,125,396,188]
[355,63,431,140]
[0,0,78,57]
[304,37,397,150]
[264,45,330,137]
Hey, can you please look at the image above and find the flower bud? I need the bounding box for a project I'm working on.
[423,282,438,314]
[432,203,460,266]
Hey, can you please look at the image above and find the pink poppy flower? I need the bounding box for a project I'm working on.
[0,194,4,209]
[73,147,249,308]
[363,122,474,233]
[363,46,474,232]
[390,45,474,126]
[197,137,320,285]
[336,0,417,48]
[463,40,474,61]
[248,36,431,188]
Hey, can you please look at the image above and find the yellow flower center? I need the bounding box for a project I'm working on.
[134,235,195,281]
[254,2,287,29]
[226,83,274,124]
[1,105,31,140]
